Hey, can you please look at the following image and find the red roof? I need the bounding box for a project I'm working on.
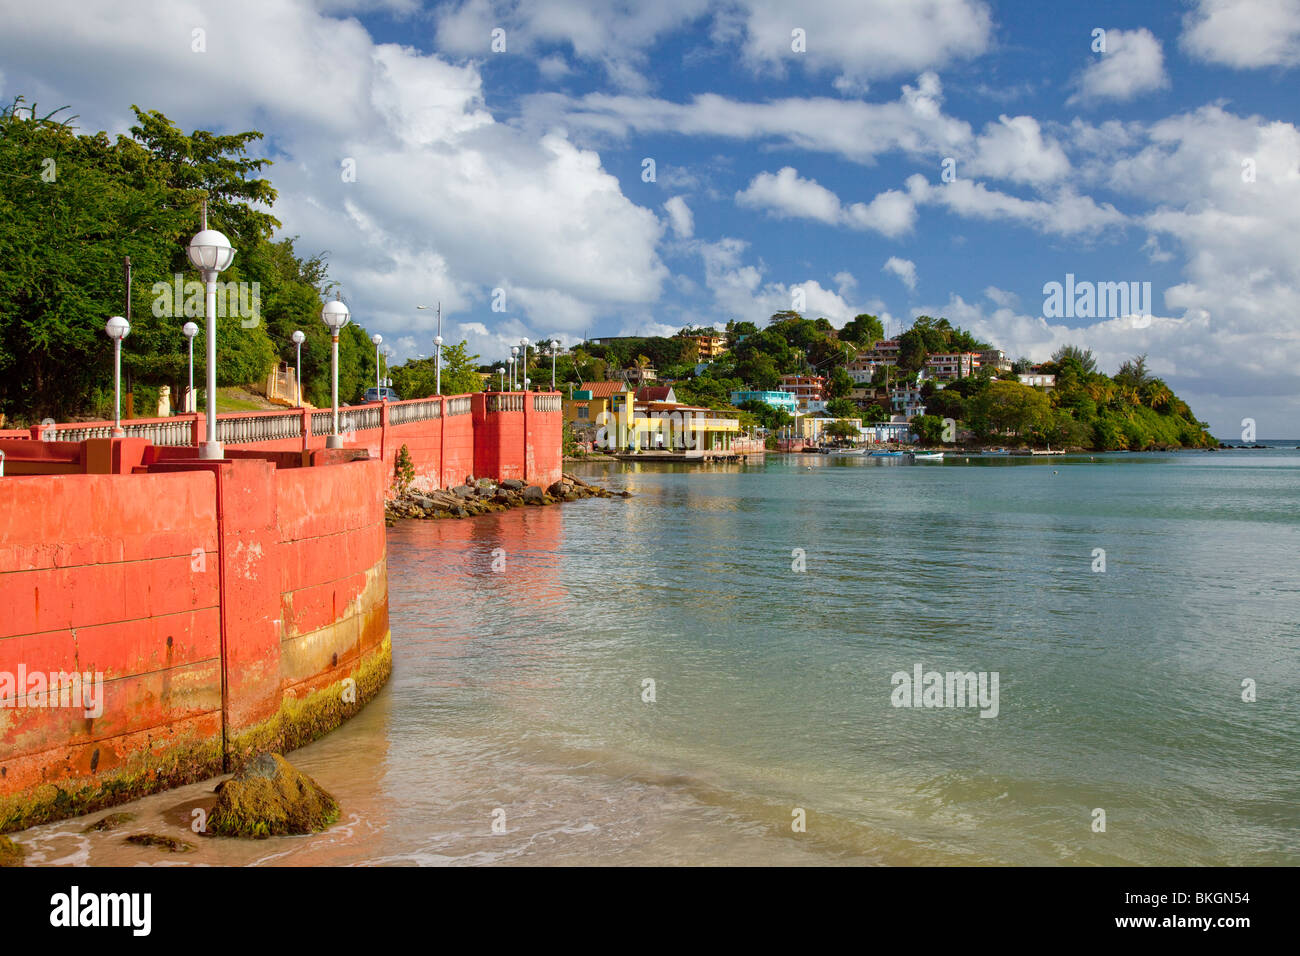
[635,385,675,402]
[581,381,628,398]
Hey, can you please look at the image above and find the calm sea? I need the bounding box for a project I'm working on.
[17,448,1300,865]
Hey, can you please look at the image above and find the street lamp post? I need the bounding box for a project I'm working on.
[510,347,519,390]
[496,366,505,391]
[550,343,557,391]
[417,303,443,396]
[520,338,530,392]
[182,321,199,413]
[187,203,236,460]
[371,334,383,396]
[321,296,351,448]
[105,316,130,437]
[434,335,443,395]
[291,330,306,406]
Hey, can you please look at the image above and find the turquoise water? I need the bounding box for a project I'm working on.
[23,449,1297,866]
[369,449,1300,865]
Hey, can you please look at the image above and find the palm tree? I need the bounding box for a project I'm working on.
[1141,379,1172,411]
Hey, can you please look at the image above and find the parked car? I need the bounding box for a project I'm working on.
[363,387,401,402]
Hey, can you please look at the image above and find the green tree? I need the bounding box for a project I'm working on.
[861,402,888,424]
[1114,353,1152,388]
[825,397,860,420]
[824,419,860,441]
[910,413,946,445]
[390,340,483,398]
[968,381,1052,438]
[0,97,354,423]
[841,313,884,347]
[826,366,854,400]
[1050,344,1098,374]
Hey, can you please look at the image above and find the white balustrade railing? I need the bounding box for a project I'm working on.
[311,411,335,437]
[389,399,441,425]
[217,411,302,445]
[24,391,516,446]
[123,418,194,446]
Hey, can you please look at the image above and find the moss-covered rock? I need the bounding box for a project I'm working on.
[84,812,135,833]
[0,835,25,867]
[207,754,339,839]
[125,833,195,852]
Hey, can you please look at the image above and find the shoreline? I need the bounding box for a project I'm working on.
[385,472,629,524]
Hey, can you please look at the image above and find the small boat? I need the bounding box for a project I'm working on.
[981,447,1010,456]
[910,452,944,461]
[869,450,903,457]
[830,447,865,456]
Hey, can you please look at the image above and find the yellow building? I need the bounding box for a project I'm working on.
[680,334,729,361]
[597,393,741,456]
[564,380,628,429]
[797,416,865,443]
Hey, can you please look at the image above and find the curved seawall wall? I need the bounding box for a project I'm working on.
[0,456,391,831]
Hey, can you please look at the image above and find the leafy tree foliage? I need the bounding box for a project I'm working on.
[824,397,860,420]
[910,413,947,445]
[0,97,378,424]
[1050,344,1098,374]
[390,341,483,398]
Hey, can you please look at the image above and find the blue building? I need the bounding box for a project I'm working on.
[729,390,798,414]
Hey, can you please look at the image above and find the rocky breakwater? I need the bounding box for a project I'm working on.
[386,472,628,524]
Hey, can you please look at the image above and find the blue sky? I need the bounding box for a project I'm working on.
[2,0,1299,435]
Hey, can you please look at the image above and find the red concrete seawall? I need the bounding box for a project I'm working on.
[0,391,561,831]
[0,454,391,831]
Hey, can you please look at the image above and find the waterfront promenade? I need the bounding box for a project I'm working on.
[0,392,562,831]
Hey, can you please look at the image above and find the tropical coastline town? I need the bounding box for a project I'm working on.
[0,0,1294,931]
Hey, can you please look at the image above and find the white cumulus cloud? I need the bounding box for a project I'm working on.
[883,257,918,291]
[736,167,916,236]
[1181,0,1300,68]
[1069,27,1170,105]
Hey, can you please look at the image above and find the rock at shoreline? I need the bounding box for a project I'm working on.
[125,833,195,853]
[206,753,340,839]
[83,812,135,833]
[385,471,627,523]
[0,835,24,867]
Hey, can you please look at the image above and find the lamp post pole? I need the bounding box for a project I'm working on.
[550,344,556,391]
[291,330,306,406]
[182,322,198,413]
[510,347,518,390]
[497,366,505,391]
[416,302,443,395]
[322,295,351,448]
[106,317,130,437]
[434,335,443,395]
[187,202,236,459]
[371,334,383,396]
[520,338,530,392]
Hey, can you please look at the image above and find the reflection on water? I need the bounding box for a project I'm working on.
[16,452,1300,865]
